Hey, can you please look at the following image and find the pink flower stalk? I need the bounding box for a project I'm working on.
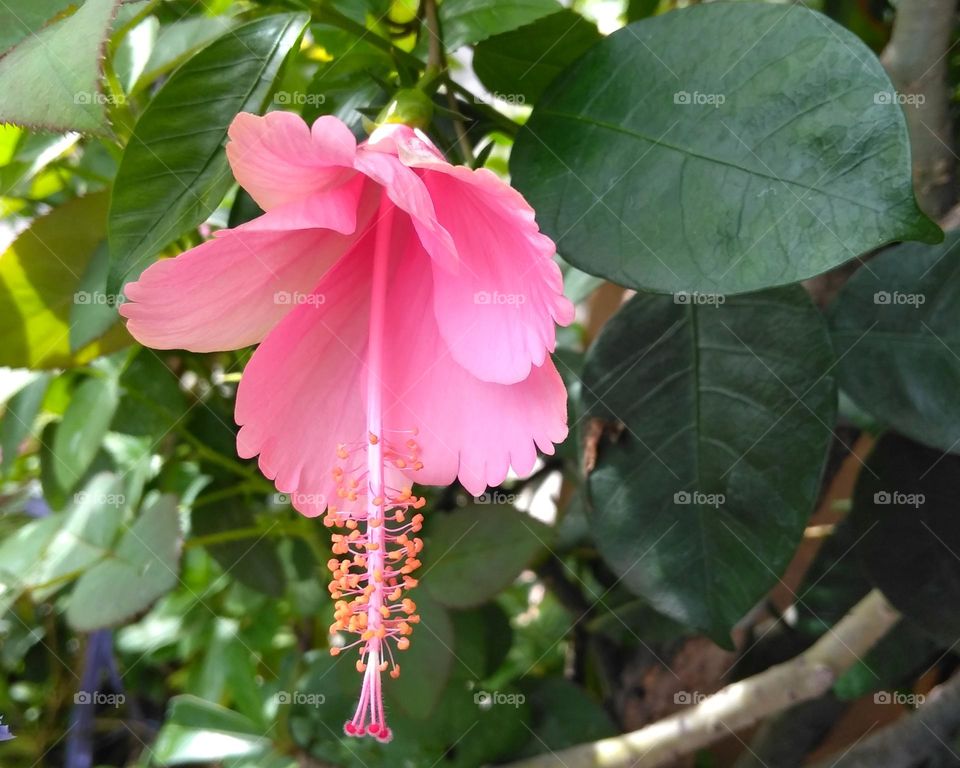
[119,112,573,742]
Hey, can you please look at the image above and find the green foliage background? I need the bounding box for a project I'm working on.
[0,0,958,766]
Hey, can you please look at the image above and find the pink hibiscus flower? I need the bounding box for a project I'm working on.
[119,111,573,741]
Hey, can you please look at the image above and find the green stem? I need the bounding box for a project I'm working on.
[101,55,135,141]
[445,76,521,136]
[175,426,275,490]
[186,524,296,548]
[191,482,264,508]
[313,2,521,139]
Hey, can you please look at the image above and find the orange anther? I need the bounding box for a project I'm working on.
[356,660,366,672]
[397,637,410,650]
[390,666,400,678]
[369,432,379,445]
[330,647,341,656]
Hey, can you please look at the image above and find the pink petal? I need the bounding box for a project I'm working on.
[238,174,369,234]
[423,165,574,384]
[120,226,354,352]
[235,243,372,518]
[226,112,357,210]
[381,225,568,495]
[353,146,459,272]
[381,127,573,384]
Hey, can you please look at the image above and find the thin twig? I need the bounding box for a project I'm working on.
[502,590,901,768]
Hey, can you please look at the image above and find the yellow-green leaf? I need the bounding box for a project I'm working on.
[0,192,130,369]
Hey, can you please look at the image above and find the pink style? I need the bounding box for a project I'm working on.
[119,111,573,742]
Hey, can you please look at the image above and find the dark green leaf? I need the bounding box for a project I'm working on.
[521,678,616,754]
[227,188,264,228]
[425,680,531,767]
[587,598,687,645]
[511,3,940,295]
[581,286,835,639]
[830,233,960,454]
[473,11,601,102]
[107,13,309,294]
[193,502,285,597]
[40,421,70,510]
[52,374,120,492]
[422,505,550,608]
[386,590,453,718]
[69,243,120,353]
[625,0,659,23]
[450,603,513,680]
[440,0,561,48]
[851,433,960,645]
[66,492,182,630]
[303,40,392,130]
[112,349,186,438]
